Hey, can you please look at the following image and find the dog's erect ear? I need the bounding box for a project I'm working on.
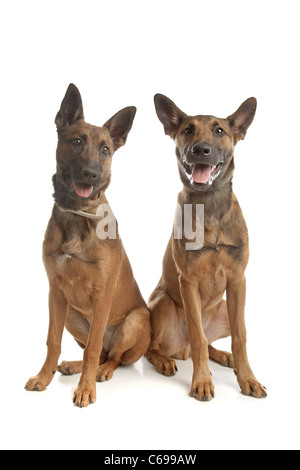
[103,107,137,151]
[227,98,257,143]
[154,94,187,139]
[55,84,84,130]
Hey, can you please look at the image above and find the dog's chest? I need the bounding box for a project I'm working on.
[196,251,227,298]
[48,253,100,315]
[185,238,245,308]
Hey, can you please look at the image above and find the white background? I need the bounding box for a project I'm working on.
[1,0,299,450]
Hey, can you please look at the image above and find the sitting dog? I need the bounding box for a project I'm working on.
[25,84,151,407]
[146,94,267,401]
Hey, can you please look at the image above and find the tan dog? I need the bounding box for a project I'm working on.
[146,94,266,401]
[25,84,151,407]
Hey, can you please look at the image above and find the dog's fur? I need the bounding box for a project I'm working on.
[146,94,266,400]
[25,84,151,407]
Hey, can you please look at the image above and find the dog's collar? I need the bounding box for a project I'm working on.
[57,190,104,221]
[58,205,103,221]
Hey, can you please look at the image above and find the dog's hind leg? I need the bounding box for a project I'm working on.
[96,307,151,382]
[205,300,234,368]
[145,291,179,377]
[57,306,89,376]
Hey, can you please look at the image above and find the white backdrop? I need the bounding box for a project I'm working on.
[1,0,299,450]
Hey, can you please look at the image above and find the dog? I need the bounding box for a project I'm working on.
[146,94,267,401]
[25,84,151,407]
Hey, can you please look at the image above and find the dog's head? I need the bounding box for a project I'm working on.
[53,84,136,209]
[154,94,256,193]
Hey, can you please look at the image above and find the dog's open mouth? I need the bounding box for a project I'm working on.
[184,162,223,186]
[62,174,94,199]
[72,181,94,198]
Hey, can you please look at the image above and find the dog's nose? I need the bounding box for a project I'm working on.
[81,167,99,182]
[191,143,212,158]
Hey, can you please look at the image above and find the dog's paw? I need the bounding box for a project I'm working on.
[237,376,267,399]
[96,363,115,382]
[209,347,234,368]
[146,350,178,377]
[73,383,96,408]
[220,352,234,369]
[156,357,178,377]
[58,361,82,376]
[25,374,49,392]
[190,378,215,401]
[146,353,178,377]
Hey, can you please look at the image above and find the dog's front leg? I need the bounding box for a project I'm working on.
[227,275,267,398]
[179,275,215,401]
[25,282,68,392]
[73,294,112,408]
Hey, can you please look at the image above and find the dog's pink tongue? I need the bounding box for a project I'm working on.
[192,164,212,184]
[73,182,93,198]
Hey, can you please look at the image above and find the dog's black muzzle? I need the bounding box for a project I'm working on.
[56,158,103,203]
[185,142,222,168]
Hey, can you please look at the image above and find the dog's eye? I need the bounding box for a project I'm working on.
[72,138,82,146]
[215,128,225,136]
[184,127,193,136]
[102,146,110,156]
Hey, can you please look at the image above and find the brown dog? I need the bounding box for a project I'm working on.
[25,84,151,407]
[146,94,267,401]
